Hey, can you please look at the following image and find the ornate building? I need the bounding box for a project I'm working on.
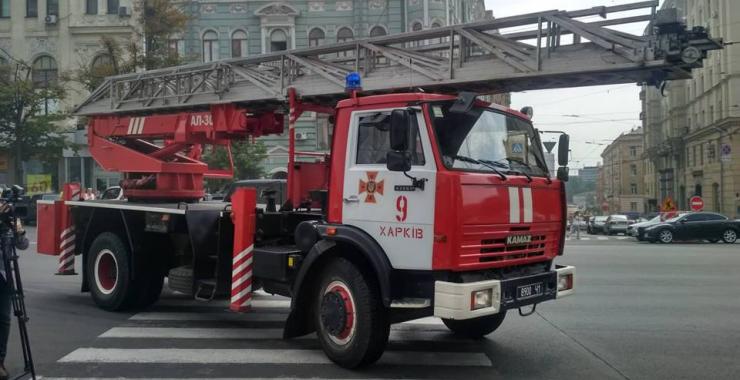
[641,0,740,217]
[0,0,137,189]
[177,0,495,178]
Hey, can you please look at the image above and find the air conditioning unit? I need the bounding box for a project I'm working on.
[45,15,58,25]
[294,132,309,141]
[118,6,131,17]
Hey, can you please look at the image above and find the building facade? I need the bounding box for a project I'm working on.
[641,0,740,217]
[177,0,496,178]
[0,0,137,191]
[599,128,646,214]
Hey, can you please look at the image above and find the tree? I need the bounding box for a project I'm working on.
[0,61,70,185]
[73,0,190,90]
[203,141,268,192]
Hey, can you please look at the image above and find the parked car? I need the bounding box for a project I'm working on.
[100,186,124,200]
[588,216,608,234]
[644,212,739,244]
[18,192,59,225]
[628,215,663,240]
[223,179,288,210]
[604,214,630,235]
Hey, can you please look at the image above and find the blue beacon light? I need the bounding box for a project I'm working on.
[345,72,362,92]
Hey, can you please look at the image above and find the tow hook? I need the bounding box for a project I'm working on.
[518,304,537,317]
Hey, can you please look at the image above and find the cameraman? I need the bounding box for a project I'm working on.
[0,200,18,380]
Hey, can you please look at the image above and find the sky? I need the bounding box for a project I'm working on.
[483,0,659,169]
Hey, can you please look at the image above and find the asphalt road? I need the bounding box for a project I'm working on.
[4,227,739,379]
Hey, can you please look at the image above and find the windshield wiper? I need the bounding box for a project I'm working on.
[450,154,507,180]
[489,158,535,182]
[480,159,532,183]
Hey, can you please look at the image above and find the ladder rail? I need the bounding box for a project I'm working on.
[75,1,721,117]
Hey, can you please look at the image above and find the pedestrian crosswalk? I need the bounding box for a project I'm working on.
[41,291,496,379]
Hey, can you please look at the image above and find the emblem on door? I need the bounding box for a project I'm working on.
[359,171,385,203]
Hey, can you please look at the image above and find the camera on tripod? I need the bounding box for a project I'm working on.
[0,185,30,251]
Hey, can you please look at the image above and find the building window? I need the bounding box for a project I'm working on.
[107,0,119,14]
[630,183,637,194]
[411,21,423,47]
[630,164,637,176]
[85,0,97,15]
[231,30,247,58]
[694,184,702,197]
[630,202,638,211]
[0,0,9,18]
[168,38,185,58]
[47,0,58,16]
[202,30,219,62]
[336,27,353,57]
[90,54,114,76]
[32,55,58,88]
[369,25,386,37]
[629,146,637,157]
[308,28,325,47]
[692,146,697,167]
[700,144,704,165]
[316,116,332,151]
[27,0,37,17]
[708,142,716,162]
[269,29,288,52]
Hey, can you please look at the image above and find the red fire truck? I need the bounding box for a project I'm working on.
[35,3,719,368]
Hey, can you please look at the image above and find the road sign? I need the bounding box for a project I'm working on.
[689,196,704,211]
[720,143,731,162]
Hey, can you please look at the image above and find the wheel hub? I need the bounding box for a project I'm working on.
[320,281,356,345]
[94,249,119,295]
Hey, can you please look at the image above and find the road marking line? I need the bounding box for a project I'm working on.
[58,348,492,366]
[597,236,608,240]
[129,312,287,322]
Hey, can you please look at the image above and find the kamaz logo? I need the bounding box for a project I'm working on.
[191,114,213,127]
[506,234,532,245]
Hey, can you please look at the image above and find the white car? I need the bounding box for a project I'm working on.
[627,215,662,240]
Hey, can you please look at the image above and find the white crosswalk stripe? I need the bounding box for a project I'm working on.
[44,293,494,378]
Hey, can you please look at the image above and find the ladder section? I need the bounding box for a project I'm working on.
[75,1,722,116]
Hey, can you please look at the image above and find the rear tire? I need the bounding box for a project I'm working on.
[722,229,737,244]
[86,232,163,311]
[442,312,506,338]
[87,233,135,311]
[314,257,389,368]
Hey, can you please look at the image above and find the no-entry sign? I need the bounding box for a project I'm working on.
[689,196,704,211]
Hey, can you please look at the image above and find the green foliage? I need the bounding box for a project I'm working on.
[0,63,70,181]
[203,141,268,191]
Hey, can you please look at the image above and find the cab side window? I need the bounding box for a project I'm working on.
[356,111,425,165]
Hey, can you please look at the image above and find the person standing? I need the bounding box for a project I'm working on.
[0,201,12,380]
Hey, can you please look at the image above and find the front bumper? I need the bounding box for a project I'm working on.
[433,265,575,320]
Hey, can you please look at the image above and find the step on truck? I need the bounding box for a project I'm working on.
[35,2,720,368]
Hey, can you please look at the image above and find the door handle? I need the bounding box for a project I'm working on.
[343,195,360,203]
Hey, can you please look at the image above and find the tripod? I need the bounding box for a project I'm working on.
[1,228,35,380]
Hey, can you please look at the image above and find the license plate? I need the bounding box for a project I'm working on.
[517,282,543,300]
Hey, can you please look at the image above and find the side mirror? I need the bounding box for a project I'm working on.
[558,134,570,166]
[386,151,411,172]
[389,109,411,151]
[557,166,569,182]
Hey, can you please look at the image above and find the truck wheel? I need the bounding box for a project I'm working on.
[658,229,674,244]
[442,312,506,338]
[314,257,389,368]
[722,229,737,244]
[87,232,136,311]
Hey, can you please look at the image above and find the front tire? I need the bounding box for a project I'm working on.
[442,312,506,338]
[314,257,389,368]
[722,229,737,244]
[658,229,674,244]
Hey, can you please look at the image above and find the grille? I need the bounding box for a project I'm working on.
[458,224,558,268]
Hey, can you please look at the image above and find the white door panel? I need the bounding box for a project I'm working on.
[342,109,437,270]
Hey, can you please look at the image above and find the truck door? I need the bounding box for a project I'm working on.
[341,108,437,270]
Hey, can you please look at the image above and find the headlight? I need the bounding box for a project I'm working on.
[470,289,493,310]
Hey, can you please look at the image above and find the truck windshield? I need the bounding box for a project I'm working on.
[428,102,549,177]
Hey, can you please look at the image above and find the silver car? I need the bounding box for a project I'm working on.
[605,215,629,235]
